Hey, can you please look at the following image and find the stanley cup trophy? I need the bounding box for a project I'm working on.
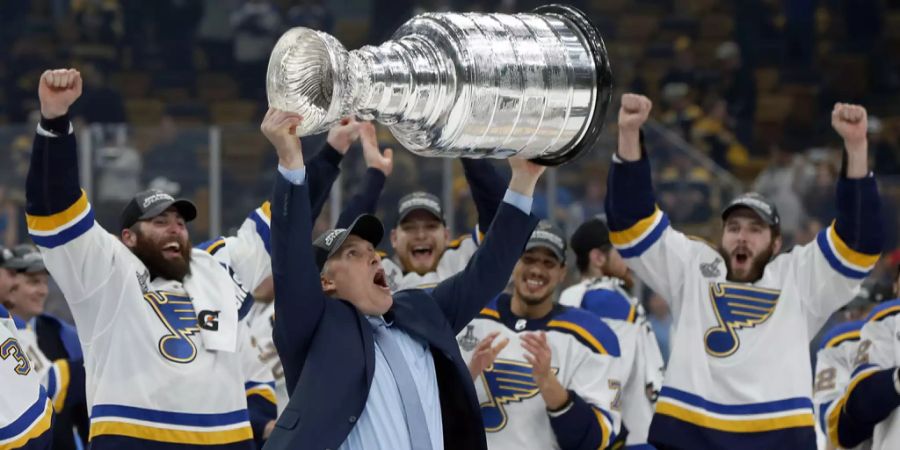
[266,4,612,166]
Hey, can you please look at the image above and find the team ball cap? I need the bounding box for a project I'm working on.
[120,189,197,230]
[396,192,444,224]
[314,214,385,271]
[525,221,567,263]
[721,192,780,227]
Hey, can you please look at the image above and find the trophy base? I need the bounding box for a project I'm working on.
[529,4,613,167]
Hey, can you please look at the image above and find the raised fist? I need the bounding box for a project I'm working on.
[618,93,652,133]
[831,103,868,149]
[326,117,362,154]
[359,122,394,176]
[39,69,83,119]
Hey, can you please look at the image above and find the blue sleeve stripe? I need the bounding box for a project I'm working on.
[91,404,249,427]
[659,387,813,415]
[818,401,831,437]
[592,405,614,448]
[249,210,271,255]
[29,208,95,249]
[0,389,51,440]
[581,288,635,322]
[827,364,879,445]
[613,211,669,259]
[868,302,900,323]
[26,190,96,248]
[199,238,226,255]
[816,227,877,279]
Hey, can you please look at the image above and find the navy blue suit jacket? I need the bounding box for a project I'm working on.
[264,175,538,450]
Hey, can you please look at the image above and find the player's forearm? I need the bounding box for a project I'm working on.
[831,168,882,262]
[617,128,642,161]
[605,135,657,231]
[461,159,506,234]
[26,114,83,217]
[539,376,570,410]
[306,142,345,220]
[336,168,385,228]
[845,367,900,427]
[844,140,868,179]
[548,391,612,450]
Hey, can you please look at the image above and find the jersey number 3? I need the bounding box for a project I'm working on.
[0,337,32,375]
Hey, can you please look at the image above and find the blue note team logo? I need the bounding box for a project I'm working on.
[144,291,201,363]
[704,283,781,357]
[480,359,556,432]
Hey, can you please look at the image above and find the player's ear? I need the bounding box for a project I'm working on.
[121,228,137,248]
[772,235,783,255]
[390,228,399,249]
[443,227,450,245]
[589,248,607,270]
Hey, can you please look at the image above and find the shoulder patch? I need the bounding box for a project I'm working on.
[581,288,636,323]
[448,234,472,250]
[866,298,900,323]
[479,295,502,321]
[819,320,864,351]
[548,307,621,356]
[197,237,227,255]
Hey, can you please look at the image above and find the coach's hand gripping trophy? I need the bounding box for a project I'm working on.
[266,4,612,165]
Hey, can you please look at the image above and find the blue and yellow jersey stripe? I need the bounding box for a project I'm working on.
[245,381,277,405]
[592,405,616,449]
[26,190,95,249]
[0,389,54,450]
[816,222,880,279]
[548,308,621,357]
[249,202,272,254]
[655,387,815,434]
[609,207,670,258]
[825,363,879,446]
[866,298,900,323]
[45,359,71,413]
[89,404,253,445]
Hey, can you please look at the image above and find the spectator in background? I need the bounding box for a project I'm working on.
[69,63,125,124]
[869,116,900,175]
[197,0,239,70]
[656,152,713,226]
[231,0,283,98]
[572,176,607,226]
[660,82,703,140]
[152,0,204,70]
[72,0,122,44]
[287,0,334,33]
[0,186,21,248]
[714,41,756,146]
[645,292,672,363]
[798,148,838,225]
[660,37,698,90]
[752,144,807,239]
[94,136,143,230]
[691,95,750,172]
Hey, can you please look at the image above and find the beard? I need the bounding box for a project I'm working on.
[719,242,776,283]
[131,231,192,282]
[513,282,554,306]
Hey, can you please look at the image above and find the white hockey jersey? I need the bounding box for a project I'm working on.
[13,321,78,418]
[27,187,274,448]
[610,210,877,449]
[560,277,665,447]
[0,305,53,450]
[383,233,480,291]
[814,320,872,450]
[829,299,900,450]
[458,294,626,450]
[244,300,288,415]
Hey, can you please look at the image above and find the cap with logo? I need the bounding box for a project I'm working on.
[525,221,567,263]
[313,214,385,271]
[721,193,780,228]
[570,216,612,261]
[120,189,198,230]
[396,192,444,224]
[5,244,47,274]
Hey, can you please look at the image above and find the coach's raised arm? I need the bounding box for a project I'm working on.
[263,109,541,450]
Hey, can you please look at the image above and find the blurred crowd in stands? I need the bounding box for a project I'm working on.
[3,0,900,359]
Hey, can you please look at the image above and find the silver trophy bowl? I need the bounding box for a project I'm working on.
[266,4,612,166]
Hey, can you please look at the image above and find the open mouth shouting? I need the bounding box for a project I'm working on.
[373,268,390,292]
[731,247,751,269]
[410,245,434,263]
[162,241,183,259]
[522,274,549,294]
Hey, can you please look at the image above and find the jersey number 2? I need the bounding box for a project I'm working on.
[0,338,32,375]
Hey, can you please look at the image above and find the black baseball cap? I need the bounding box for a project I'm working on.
[570,216,612,260]
[120,189,197,230]
[5,245,46,274]
[396,192,444,224]
[313,214,385,271]
[721,193,780,228]
[525,221,567,263]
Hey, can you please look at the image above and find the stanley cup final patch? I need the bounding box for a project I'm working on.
[458,325,479,352]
